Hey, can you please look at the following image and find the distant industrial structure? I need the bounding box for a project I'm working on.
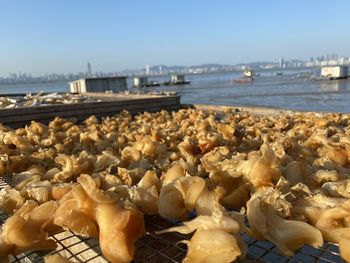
[87,62,92,77]
[69,76,127,93]
[279,58,284,68]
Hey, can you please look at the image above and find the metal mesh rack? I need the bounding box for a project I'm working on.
[0,177,345,263]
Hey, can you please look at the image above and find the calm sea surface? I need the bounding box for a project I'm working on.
[1,69,350,113]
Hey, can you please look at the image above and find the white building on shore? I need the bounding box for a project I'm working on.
[69,76,128,93]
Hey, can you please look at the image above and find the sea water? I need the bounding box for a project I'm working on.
[1,69,350,113]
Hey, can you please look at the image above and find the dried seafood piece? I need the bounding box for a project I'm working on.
[194,185,226,216]
[157,206,240,235]
[293,195,350,261]
[201,147,243,194]
[197,131,222,153]
[285,161,313,187]
[323,145,349,166]
[44,254,74,263]
[51,183,77,200]
[221,183,250,210]
[55,174,145,263]
[132,137,167,160]
[0,187,24,214]
[77,174,120,204]
[178,138,199,174]
[94,151,121,173]
[238,143,281,189]
[322,179,350,198]
[96,172,123,190]
[157,186,246,263]
[217,123,236,141]
[12,166,43,192]
[3,133,35,153]
[311,169,343,185]
[52,155,74,182]
[0,200,58,260]
[247,188,323,256]
[158,176,206,219]
[54,190,99,238]
[160,163,186,186]
[26,180,52,204]
[127,170,160,215]
[183,230,243,263]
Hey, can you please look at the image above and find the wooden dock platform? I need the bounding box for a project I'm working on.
[0,93,181,128]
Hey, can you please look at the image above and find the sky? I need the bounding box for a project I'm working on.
[1,0,350,76]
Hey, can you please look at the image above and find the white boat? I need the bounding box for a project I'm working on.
[243,70,255,78]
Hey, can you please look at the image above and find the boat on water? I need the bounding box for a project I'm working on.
[144,81,161,87]
[232,77,253,84]
[163,80,190,86]
[233,69,254,84]
[243,69,255,78]
[133,76,161,88]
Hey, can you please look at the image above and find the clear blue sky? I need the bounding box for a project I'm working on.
[1,0,349,76]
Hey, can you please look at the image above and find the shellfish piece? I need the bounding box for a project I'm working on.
[127,170,160,215]
[322,179,350,198]
[182,230,242,263]
[325,146,348,166]
[160,163,185,186]
[52,183,77,200]
[55,174,145,263]
[0,187,24,214]
[238,143,281,189]
[247,189,323,256]
[221,184,250,210]
[26,180,53,204]
[158,176,206,219]
[52,155,74,182]
[44,254,74,263]
[77,174,120,204]
[0,200,58,258]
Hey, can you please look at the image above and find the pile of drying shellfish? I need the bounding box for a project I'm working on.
[1,108,350,263]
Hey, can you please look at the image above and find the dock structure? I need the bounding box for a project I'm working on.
[69,77,128,93]
[0,93,181,128]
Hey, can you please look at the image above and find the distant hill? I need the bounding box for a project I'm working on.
[120,60,306,75]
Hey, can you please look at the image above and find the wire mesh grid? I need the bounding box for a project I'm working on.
[0,177,345,263]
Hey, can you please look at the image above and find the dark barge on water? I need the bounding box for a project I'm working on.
[133,74,190,88]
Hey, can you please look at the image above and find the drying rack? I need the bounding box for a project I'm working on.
[0,177,344,263]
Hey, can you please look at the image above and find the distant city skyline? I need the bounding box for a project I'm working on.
[1,0,350,77]
[2,55,350,85]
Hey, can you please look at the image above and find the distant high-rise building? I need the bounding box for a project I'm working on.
[279,58,284,68]
[310,57,314,63]
[145,64,150,75]
[159,65,162,74]
[87,62,92,76]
